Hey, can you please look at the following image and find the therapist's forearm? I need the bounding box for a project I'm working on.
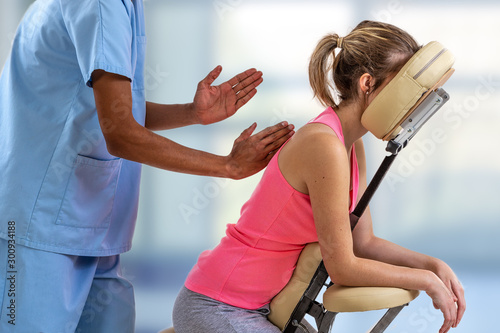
[145,101,199,131]
[107,119,233,178]
[93,71,231,177]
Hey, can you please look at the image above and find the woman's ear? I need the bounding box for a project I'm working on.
[358,73,374,95]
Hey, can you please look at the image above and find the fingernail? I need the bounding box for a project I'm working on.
[281,122,288,126]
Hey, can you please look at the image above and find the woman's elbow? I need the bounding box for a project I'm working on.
[328,268,355,286]
[324,258,358,286]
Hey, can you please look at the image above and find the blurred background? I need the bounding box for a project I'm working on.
[2,0,500,332]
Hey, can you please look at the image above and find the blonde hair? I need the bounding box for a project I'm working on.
[309,20,421,107]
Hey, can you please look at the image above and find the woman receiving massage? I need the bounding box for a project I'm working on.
[172,20,466,333]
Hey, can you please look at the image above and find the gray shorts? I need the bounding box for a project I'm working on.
[172,286,316,333]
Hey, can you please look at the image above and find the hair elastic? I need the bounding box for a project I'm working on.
[337,36,344,49]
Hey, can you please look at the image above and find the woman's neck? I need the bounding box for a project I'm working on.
[334,102,368,150]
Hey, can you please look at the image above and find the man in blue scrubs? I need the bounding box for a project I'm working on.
[0,0,294,331]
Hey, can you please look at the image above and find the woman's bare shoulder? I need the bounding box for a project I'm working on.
[278,122,349,194]
[285,122,346,157]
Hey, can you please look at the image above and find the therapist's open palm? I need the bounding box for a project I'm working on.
[193,66,263,125]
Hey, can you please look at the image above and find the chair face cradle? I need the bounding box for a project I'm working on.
[268,41,455,333]
[362,41,455,141]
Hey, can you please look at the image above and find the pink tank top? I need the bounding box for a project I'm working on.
[185,108,359,309]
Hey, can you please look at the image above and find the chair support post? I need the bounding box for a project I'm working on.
[369,304,408,333]
[283,262,330,333]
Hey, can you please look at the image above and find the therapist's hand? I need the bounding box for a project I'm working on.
[225,122,294,179]
[193,66,263,125]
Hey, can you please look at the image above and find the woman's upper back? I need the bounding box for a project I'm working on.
[278,108,358,208]
[184,108,359,309]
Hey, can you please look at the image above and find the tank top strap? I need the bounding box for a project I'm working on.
[308,107,344,144]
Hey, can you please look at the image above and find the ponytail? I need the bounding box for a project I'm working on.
[308,34,340,107]
[308,21,421,108]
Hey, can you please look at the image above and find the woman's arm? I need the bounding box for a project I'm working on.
[351,139,465,326]
[351,139,440,269]
[280,125,459,333]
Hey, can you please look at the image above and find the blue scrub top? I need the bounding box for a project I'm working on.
[0,0,147,256]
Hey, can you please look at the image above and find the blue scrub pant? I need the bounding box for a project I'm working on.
[0,239,135,332]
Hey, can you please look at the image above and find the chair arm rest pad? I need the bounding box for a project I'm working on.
[323,285,419,313]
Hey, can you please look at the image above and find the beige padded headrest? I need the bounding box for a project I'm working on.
[361,41,455,140]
